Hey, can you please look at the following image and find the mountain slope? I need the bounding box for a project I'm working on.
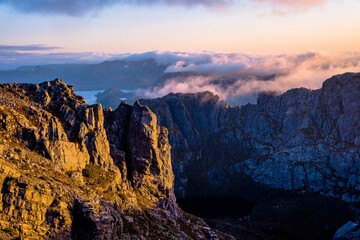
[140,72,360,202]
[140,72,360,239]
[0,79,230,239]
[0,59,167,90]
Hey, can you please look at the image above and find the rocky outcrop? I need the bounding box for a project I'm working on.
[140,73,360,203]
[139,73,360,238]
[140,91,226,198]
[333,221,360,240]
[0,79,231,239]
[4,72,360,239]
[0,79,114,174]
[105,100,176,211]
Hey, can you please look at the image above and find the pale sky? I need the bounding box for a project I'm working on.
[0,0,359,58]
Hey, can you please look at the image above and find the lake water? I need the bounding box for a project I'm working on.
[76,90,133,105]
[75,90,103,104]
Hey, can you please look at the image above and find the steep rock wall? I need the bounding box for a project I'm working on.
[140,72,360,202]
[0,79,230,240]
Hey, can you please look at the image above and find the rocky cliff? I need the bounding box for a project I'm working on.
[0,79,231,239]
[2,73,360,239]
[140,91,226,198]
[140,72,360,202]
[140,72,360,239]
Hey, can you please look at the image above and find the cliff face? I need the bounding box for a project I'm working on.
[140,73,360,203]
[104,101,175,209]
[140,92,227,198]
[3,73,360,239]
[237,73,360,202]
[0,79,229,239]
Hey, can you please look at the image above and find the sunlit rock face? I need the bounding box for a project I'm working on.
[2,72,360,239]
[105,101,175,208]
[0,79,232,240]
[141,72,360,202]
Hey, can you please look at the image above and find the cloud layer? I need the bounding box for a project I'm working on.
[256,0,326,13]
[133,51,360,105]
[0,0,328,15]
[0,44,60,51]
[0,0,234,15]
[257,0,325,8]
[0,44,124,70]
[1,45,358,106]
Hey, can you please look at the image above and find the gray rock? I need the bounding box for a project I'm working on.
[333,221,360,240]
[141,73,360,202]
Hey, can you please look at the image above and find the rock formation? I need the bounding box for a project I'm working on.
[333,221,360,240]
[140,91,226,198]
[0,79,231,239]
[140,72,360,238]
[140,73,360,202]
[2,72,360,239]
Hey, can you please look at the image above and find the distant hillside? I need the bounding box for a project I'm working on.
[0,59,167,90]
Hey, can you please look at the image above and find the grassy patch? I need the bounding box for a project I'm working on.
[82,164,115,187]
[2,227,18,236]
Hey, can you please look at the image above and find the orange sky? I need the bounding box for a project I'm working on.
[0,0,359,54]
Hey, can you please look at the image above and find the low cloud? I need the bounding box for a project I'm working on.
[0,44,124,70]
[123,51,215,67]
[257,0,326,14]
[134,51,360,105]
[257,0,325,8]
[0,44,61,51]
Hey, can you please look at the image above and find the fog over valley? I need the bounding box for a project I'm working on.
[1,50,359,106]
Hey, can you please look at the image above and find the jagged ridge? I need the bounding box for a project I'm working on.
[140,72,360,239]
[0,79,232,239]
[141,72,360,202]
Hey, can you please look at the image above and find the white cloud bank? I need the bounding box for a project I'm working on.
[0,46,358,105]
[133,51,360,105]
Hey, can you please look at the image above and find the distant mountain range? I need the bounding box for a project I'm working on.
[0,59,168,90]
[0,58,246,91]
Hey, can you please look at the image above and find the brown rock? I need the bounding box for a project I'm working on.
[0,79,228,240]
